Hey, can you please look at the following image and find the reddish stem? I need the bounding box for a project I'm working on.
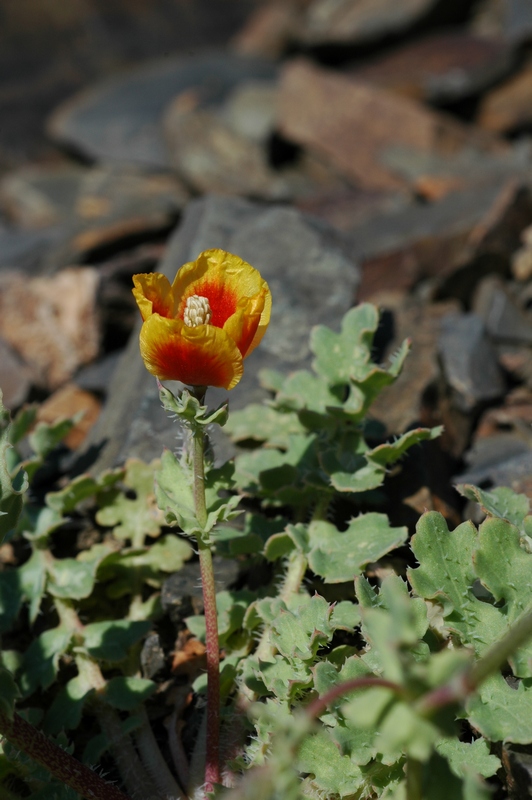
[198,542,221,791]
[0,709,132,800]
[306,677,405,720]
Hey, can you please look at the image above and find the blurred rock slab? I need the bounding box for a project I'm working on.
[276,59,504,193]
[85,194,359,472]
[47,53,277,170]
[356,179,532,302]
[0,267,99,390]
[0,164,188,272]
[477,58,532,134]
[350,30,513,104]
[231,0,305,58]
[37,383,102,450]
[473,277,532,344]
[0,222,63,274]
[0,336,33,411]
[297,0,439,46]
[438,312,505,413]
[472,0,532,43]
[369,295,460,434]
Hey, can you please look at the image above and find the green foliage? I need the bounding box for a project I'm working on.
[2,301,531,800]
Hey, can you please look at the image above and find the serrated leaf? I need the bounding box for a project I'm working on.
[83,619,151,662]
[96,459,161,546]
[256,656,312,701]
[474,516,532,676]
[20,626,73,695]
[275,371,341,415]
[225,404,305,448]
[421,752,491,800]
[435,737,500,779]
[46,469,123,514]
[28,417,77,460]
[155,448,197,533]
[44,674,93,733]
[467,673,532,743]
[268,595,338,661]
[18,505,65,543]
[298,729,364,797]
[103,676,155,710]
[458,483,530,529]
[311,304,380,386]
[307,516,408,583]
[408,513,505,655]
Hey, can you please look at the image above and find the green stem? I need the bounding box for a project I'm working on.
[191,387,221,793]
[0,708,133,800]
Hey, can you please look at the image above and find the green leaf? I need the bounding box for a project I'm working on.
[307,516,408,583]
[96,459,161,546]
[457,483,530,530]
[18,547,48,622]
[467,673,532,743]
[83,619,151,662]
[20,626,73,695]
[18,505,65,543]
[158,385,228,426]
[155,449,197,533]
[140,534,192,571]
[408,513,505,655]
[28,417,77,460]
[44,675,94,733]
[311,303,381,386]
[256,656,312,701]
[0,391,28,543]
[103,676,155,710]
[214,514,286,558]
[47,557,100,600]
[297,729,364,797]
[435,737,500,779]
[225,404,305,448]
[46,469,123,514]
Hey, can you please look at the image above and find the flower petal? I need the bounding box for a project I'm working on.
[223,286,270,358]
[139,314,244,390]
[173,249,268,329]
[132,273,175,321]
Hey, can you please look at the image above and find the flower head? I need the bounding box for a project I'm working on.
[132,249,271,390]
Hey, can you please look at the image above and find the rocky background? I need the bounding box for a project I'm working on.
[3,0,532,531]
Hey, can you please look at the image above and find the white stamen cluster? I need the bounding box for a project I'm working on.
[183,295,212,327]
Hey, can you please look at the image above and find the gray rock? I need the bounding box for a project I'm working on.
[457,448,532,489]
[474,278,532,344]
[0,335,33,410]
[47,53,277,169]
[84,194,359,472]
[438,312,506,412]
[161,557,240,626]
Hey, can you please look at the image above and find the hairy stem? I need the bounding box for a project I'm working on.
[0,708,132,800]
[306,677,405,720]
[191,386,221,792]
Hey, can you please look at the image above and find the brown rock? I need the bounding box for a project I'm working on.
[351,30,513,104]
[276,59,502,192]
[369,294,460,434]
[0,267,99,389]
[477,59,532,133]
[231,0,305,58]
[299,0,438,46]
[37,383,102,450]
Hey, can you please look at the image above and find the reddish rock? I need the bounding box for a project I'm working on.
[37,383,102,450]
[276,59,502,192]
[352,30,513,104]
[0,267,99,390]
[477,59,532,133]
[231,0,305,58]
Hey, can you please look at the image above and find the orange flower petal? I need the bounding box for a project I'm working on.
[132,273,175,321]
[139,314,244,390]
[223,287,269,357]
[173,249,267,329]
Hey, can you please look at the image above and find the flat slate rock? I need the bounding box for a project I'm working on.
[477,59,532,134]
[276,59,504,193]
[47,53,277,169]
[84,194,359,473]
[298,0,439,46]
[351,30,514,104]
[438,312,506,413]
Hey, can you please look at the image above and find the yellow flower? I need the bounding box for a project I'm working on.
[132,249,271,390]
